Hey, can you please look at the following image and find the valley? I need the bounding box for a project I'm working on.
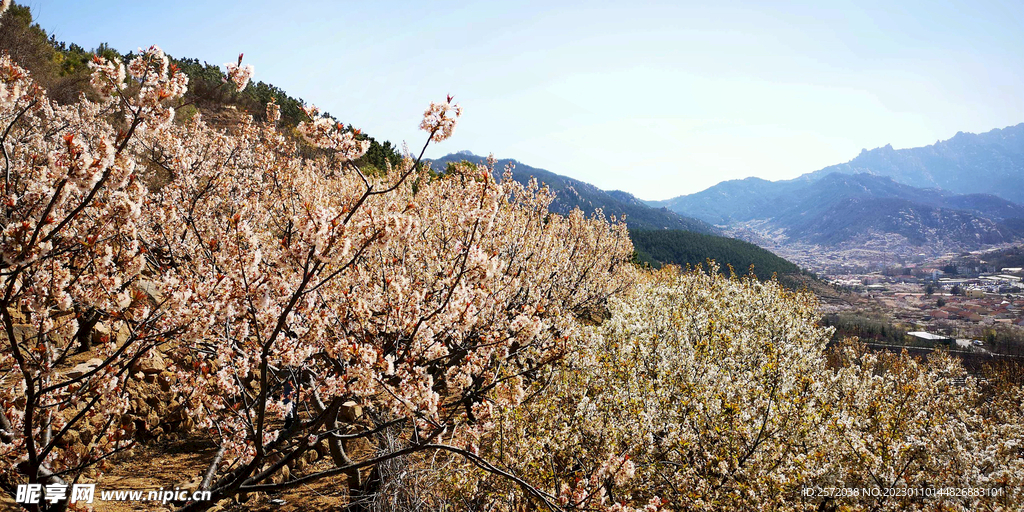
[445,123,1024,361]
[815,247,1024,357]
[653,125,1024,260]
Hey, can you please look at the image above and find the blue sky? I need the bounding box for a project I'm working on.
[24,0,1024,199]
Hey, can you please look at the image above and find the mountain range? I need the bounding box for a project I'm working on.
[429,152,715,233]
[431,123,1024,268]
[806,124,1024,203]
[428,152,815,277]
[650,124,1024,253]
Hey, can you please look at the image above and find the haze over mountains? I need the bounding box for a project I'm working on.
[650,123,1024,253]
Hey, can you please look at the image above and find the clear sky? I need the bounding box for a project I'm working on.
[23,0,1024,200]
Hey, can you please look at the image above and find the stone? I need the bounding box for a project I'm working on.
[66,363,95,380]
[146,411,160,429]
[132,353,167,374]
[132,397,148,412]
[90,320,129,347]
[11,324,39,344]
[6,307,26,324]
[63,430,80,447]
[115,324,131,345]
[91,322,112,346]
[79,426,94,445]
[66,358,104,379]
[340,400,362,422]
[158,371,175,391]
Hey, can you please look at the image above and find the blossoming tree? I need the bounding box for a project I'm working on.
[0,43,197,509]
[142,91,634,508]
[3,4,1021,509]
[1,23,635,509]
[443,266,832,510]
[444,266,1024,511]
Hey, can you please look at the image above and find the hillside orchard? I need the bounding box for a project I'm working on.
[1,12,1022,511]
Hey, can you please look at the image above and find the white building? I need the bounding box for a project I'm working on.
[908,331,953,343]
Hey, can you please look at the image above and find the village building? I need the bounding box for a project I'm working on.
[908,331,954,344]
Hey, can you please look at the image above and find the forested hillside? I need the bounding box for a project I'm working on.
[630,229,800,278]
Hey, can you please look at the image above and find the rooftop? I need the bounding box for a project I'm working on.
[907,331,951,341]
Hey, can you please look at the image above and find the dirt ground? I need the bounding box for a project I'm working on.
[3,439,354,511]
[2,347,355,512]
[95,440,355,511]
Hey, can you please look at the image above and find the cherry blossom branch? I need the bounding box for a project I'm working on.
[1,99,36,196]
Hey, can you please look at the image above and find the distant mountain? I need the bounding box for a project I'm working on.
[648,176,810,225]
[430,152,806,274]
[651,125,1024,252]
[652,169,1024,227]
[773,173,1024,233]
[430,152,715,233]
[786,196,1020,247]
[806,124,1024,203]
